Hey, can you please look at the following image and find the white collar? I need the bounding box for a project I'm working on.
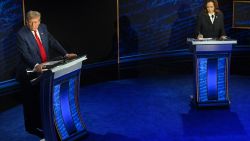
[208,13,215,17]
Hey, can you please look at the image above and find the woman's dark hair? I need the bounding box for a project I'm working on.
[203,0,221,13]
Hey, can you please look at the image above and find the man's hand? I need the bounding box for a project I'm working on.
[34,63,46,73]
[197,34,203,40]
[65,53,77,60]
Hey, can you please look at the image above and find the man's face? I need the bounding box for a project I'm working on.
[26,17,40,31]
[206,2,215,13]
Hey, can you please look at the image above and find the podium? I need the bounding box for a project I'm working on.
[187,39,237,107]
[39,56,87,141]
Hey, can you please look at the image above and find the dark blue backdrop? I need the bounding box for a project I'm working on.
[233,1,250,28]
[119,0,250,57]
[0,0,23,81]
[119,0,203,56]
[1,0,250,82]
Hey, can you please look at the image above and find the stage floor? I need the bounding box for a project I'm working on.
[1,74,250,141]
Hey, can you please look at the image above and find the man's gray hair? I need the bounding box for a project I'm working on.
[26,10,41,21]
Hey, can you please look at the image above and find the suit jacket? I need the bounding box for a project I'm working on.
[16,23,67,82]
[195,11,226,38]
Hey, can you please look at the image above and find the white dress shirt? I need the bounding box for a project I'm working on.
[208,13,215,24]
[31,30,43,43]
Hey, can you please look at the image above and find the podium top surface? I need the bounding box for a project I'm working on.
[187,38,237,45]
[46,55,87,79]
[50,55,87,73]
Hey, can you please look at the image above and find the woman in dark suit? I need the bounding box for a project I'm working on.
[195,0,227,39]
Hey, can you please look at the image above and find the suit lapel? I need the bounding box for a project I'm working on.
[205,14,213,25]
[213,14,218,25]
[25,27,41,57]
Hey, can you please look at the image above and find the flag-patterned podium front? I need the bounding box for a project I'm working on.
[188,39,237,107]
[40,56,87,141]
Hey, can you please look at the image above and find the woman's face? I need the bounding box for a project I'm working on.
[206,1,215,13]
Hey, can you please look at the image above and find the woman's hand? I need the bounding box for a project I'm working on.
[220,36,227,40]
[65,53,78,60]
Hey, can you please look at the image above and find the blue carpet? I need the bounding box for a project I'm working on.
[0,106,40,141]
[1,74,250,141]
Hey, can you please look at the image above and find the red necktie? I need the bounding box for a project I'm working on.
[34,30,47,62]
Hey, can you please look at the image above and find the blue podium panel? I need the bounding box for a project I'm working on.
[188,39,237,107]
[40,56,87,141]
[53,70,86,140]
[197,57,227,104]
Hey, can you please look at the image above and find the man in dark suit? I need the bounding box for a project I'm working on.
[195,0,227,39]
[16,10,77,138]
